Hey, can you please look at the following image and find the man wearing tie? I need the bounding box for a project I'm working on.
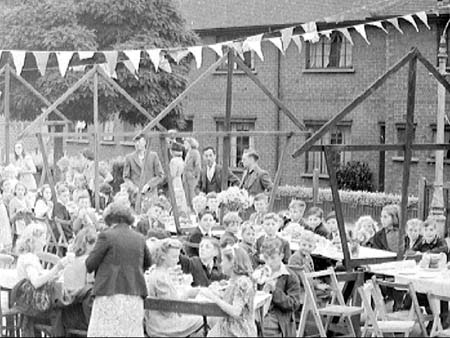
[123,134,165,200]
[197,146,239,194]
[240,149,273,196]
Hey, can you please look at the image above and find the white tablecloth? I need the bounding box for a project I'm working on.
[0,268,19,290]
[368,260,450,298]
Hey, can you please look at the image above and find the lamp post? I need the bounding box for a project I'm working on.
[430,18,450,237]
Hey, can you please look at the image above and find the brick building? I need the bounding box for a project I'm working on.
[2,0,450,196]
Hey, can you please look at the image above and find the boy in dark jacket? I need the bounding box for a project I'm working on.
[305,206,330,239]
[415,218,448,255]
[261,237,301,337]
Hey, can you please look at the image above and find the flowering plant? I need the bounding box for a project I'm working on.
[217,187,252,212]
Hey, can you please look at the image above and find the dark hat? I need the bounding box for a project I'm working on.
[244,148,259,161]
[326,211,336,222]
[171,142,184,152]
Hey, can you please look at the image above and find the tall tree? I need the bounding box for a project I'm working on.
[0,0,198,128]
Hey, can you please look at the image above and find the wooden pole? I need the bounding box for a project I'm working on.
[19,66,97,139]
[160,135,182,234]
[222,50,234,192]
[323,146,352,271]
[417,50,450,96]
[398,56,417,259]
[292,48,417,158]
[4,64,10,165]
[93,68,100,212]
[96,67,166,131]
[10,70,71,124]
[312,168,319,206]
[234,56,306,131]
[418,177,427,220]
[36,133,57,204]
[136,54,228,137]
[268,134,292,212]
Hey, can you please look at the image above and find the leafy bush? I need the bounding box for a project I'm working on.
[336,161,374,192]
[276,185,418,208]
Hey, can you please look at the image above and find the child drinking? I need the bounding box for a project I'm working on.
[260,237,301,337]
[354,215,378,246]
[256,213,291,265]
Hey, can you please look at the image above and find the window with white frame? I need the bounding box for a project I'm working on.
[216,118,255,168]
[304,121,352,174]
[305,31,353,69]
[102,118,115,142]
[215,35,255,72]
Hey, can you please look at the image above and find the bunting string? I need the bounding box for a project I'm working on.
[0,8,437,77]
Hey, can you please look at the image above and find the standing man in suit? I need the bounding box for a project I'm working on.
[240,149,273,196]
[197,146,240,194]
[123,134,165,200]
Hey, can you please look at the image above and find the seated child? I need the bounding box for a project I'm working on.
[415,218,448,255]
[206,192,219,221]
[185,210,216,257]
[256,213,291,265]
[260,237,301,337]
[220,212,241,247]
[179,237,227,287]
[98,183,113,211]
[288,230,316,274]
[305,206,330,239]
[249,193,269,229]
[136,200,166,236]
[354,215,378,246]
[404,218,423,255]
[325,211,339,244]
[72,192,98,235]
[284,199,308,230]
[239,222,258,268]
[192,193,208,222]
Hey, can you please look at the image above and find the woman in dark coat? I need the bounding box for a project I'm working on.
[86,202,151,337]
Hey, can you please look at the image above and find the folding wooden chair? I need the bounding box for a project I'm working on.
[427,293,450,337]
[297,268,363,338]
[357,284,416,337]
[371,276,430,337]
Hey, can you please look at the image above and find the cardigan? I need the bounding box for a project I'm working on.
[85,223,151,297]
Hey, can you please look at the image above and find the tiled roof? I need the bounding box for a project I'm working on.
[174,0,441,31]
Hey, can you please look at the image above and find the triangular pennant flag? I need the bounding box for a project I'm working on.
[70,65,87,73]
[415,12,430,30]
[301,22,320,42]
[98,63,110,77]
[301,22,317,33]
[187,46,203,68]
[321,30,333,39]
[56,51,73,77]
[280,27,293,51]
[337,28,354,45]
[401,15,419,32]
[208,43,223,57]
[268,37,284,54]
[291,36,303,54]
[33,51,50,76]
[169,49,190,64]
[243,34,264,61]
[367,21,388,34]
[147,49,161,72]
[11,50,26,74]
[231,41,245,60]
[124,50,141,73]
[103,51,118,76]
[122,60,138,79]
[78,51,94,60]
[159,55,172,73]
[387,18,404,34]
[354,24,370,44]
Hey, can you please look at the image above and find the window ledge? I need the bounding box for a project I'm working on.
[303,68,355,74]
[391,156,419,163]
[426,158,450,165]
[301,173,330,179]
[100,141,116,146]
[66,139,89,144]
[214,70,257,75]
[120,141,135,147]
